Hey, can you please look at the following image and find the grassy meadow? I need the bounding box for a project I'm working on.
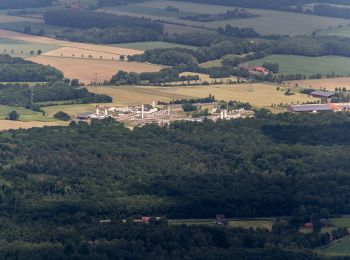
[322,236,350,256]
[0,105,55,122]
[319,216,350,256]
[41,103,98,118]
[319,24,350,38]
[0,37,59,57]
[246,55,350,76]
[169,218,275,230]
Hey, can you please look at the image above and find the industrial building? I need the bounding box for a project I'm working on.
[289,103,350,113]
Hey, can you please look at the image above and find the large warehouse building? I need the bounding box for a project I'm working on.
[289,103,350,113]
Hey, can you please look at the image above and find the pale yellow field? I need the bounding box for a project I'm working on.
[285,77,350,91]
[27,56,163,84]
[87,83,318,108]
[0,29,161,83]
[0,15,43,24]
[0,120,66,131]
[0,29,143,56]
[42,47,122,60]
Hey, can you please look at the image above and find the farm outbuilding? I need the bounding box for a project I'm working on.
[310,90,335,103]
[310,90,335,98]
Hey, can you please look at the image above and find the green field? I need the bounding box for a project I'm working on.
[169,218,275,230]
[200,59,222,68]
[112,41,198,51]
[319,24,350,38]
[246,55,350,76]
[0,105,54,122]
[0,37,59,57]
[319,216,350,256]
[99,0,349,35]
[321,236,350,256]
[42,103,97,117]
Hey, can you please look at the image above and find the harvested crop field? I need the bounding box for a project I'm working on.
[285,77,350,91]
[0,29,143,57]
[87,83,317,108]
[42,47,122,60]
[0,14,43,24]
[28,56,163,84]
[0,120,65,131]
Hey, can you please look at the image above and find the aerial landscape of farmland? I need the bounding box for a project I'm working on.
[2,0,350,259]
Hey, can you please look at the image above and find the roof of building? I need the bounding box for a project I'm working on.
[310,90,335,98]
[254,66,268,72]
[290,104,332,112]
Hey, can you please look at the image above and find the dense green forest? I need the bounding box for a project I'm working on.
[2,113,350,219]
[55,26,160,44]
[43,9,163,32]
[0,0,53,9]
[0,55,63,82]
[0,83,112,108]
[129,39,269,65]
[110,68,200,85]
[43,9,163,44]
[1,113,350,257]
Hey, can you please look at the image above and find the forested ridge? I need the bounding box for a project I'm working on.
[0,112,350,257]
[1,113,350,219]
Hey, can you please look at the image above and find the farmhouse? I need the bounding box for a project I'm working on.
[251,66,269,75]
[238,65,270,76]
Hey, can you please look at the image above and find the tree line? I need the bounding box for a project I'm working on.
[0,54,63,82]
[0,82,112,109]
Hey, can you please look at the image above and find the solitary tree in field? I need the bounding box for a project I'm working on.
[37,50,42,55]
[7,111,19,121]
[11,50,13,55]
[120,55,125,61]
[30,50,34,55]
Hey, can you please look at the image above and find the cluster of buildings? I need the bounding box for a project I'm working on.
[76,101,254,126]
[289,90,350,113]
[238,65,270,76]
